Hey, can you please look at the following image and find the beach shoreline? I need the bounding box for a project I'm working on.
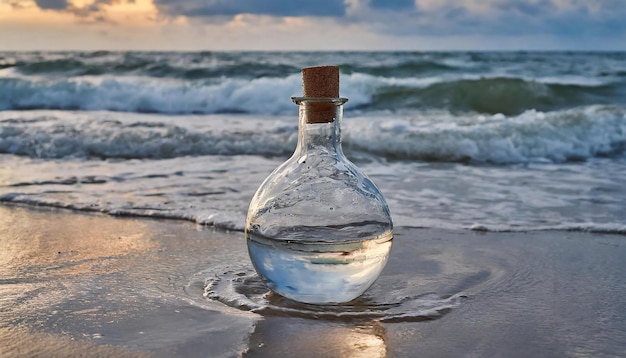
[1,203,625,357]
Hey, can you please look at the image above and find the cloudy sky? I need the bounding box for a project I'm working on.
[1,0,625,51]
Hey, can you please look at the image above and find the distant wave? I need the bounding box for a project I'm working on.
[1,51,470,79]
[339,60,462,77]
[0,75,303,114]
[8,56,301,80]
[3,51,625,115]
[1,73,622,115]
[367,76,623,115]
[1,106,624,163]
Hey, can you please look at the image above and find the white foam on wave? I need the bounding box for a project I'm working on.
[469,222,626,235]
[0,74,303,114]
[2,106,625,163]
[1,68,618,115]
[345,105,626,163]
[0,110,297,159]
[534,75,611,87]
[2,135,625,234]
[0,153,279,232]
[0,72,426,114]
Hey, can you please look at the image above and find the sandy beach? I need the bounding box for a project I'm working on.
[1,203,625,357]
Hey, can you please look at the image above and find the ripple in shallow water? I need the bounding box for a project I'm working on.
[203,266,466,323]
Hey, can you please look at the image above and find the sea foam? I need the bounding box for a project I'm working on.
[346,105,626,163]
[1,106,625,163]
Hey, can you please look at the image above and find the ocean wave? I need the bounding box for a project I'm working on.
[0,192,246,231]
[1,106,624,163]
[367,76,622,115]
[2,51,302,78]
[469,222,626,236]
[0,75,303,114]
[1,72,622,115]
[340,60,461,77]
[346,105,626,163]
[0,112,297,159]
[10,56,301,80]
[4,51,625,117]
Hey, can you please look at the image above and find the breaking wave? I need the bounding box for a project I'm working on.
[1,106,624,163]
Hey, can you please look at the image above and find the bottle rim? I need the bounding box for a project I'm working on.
[291,97,349,105]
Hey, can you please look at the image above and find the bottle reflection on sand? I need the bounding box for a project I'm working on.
[246,318,387,358]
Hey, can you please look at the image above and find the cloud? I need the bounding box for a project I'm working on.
[369,0,414,10]
[24,0,134,20]
[34,0,67,10]
[153,0,346,18]
[6,0,625,50]
[345,0,626,38]
[7,0,30,9]
[148,0,626,39]
[69,0,124,18]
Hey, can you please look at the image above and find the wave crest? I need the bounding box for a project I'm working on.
[346,105,626,163]
[1,71,622,115]
[2,106,625,163]
[368,77,620,115]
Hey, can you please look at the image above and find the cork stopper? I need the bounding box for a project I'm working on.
[301,65,339,124]
[302,65,339,98]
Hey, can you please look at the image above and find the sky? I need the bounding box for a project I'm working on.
[1,0,625,51]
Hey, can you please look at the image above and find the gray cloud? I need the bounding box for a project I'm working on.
[70,0,122,17]
[354,0,626,38]
[148,0,626,39]
[369,0,414,10]
[18,0,626,46]
[28,0,134,18]
[34,0,68,10]
[153,0,346,18]
[503,0,553,16]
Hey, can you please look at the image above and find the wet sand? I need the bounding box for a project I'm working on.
[1,204,625,357]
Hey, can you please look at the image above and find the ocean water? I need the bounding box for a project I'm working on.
[2,52,626,356]
[1,51,626,233]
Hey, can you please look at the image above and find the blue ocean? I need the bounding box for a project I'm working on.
[1,51,625,233]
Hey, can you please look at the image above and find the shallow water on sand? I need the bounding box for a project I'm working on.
[1,205,625,357]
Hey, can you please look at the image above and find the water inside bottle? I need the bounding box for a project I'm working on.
[246,227,393,304]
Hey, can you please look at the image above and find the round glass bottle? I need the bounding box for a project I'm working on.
[245,66,393,304]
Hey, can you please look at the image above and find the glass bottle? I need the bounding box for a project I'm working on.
[245,66,393,304]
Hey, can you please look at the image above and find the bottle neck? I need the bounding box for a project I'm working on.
[291,97,348,157]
